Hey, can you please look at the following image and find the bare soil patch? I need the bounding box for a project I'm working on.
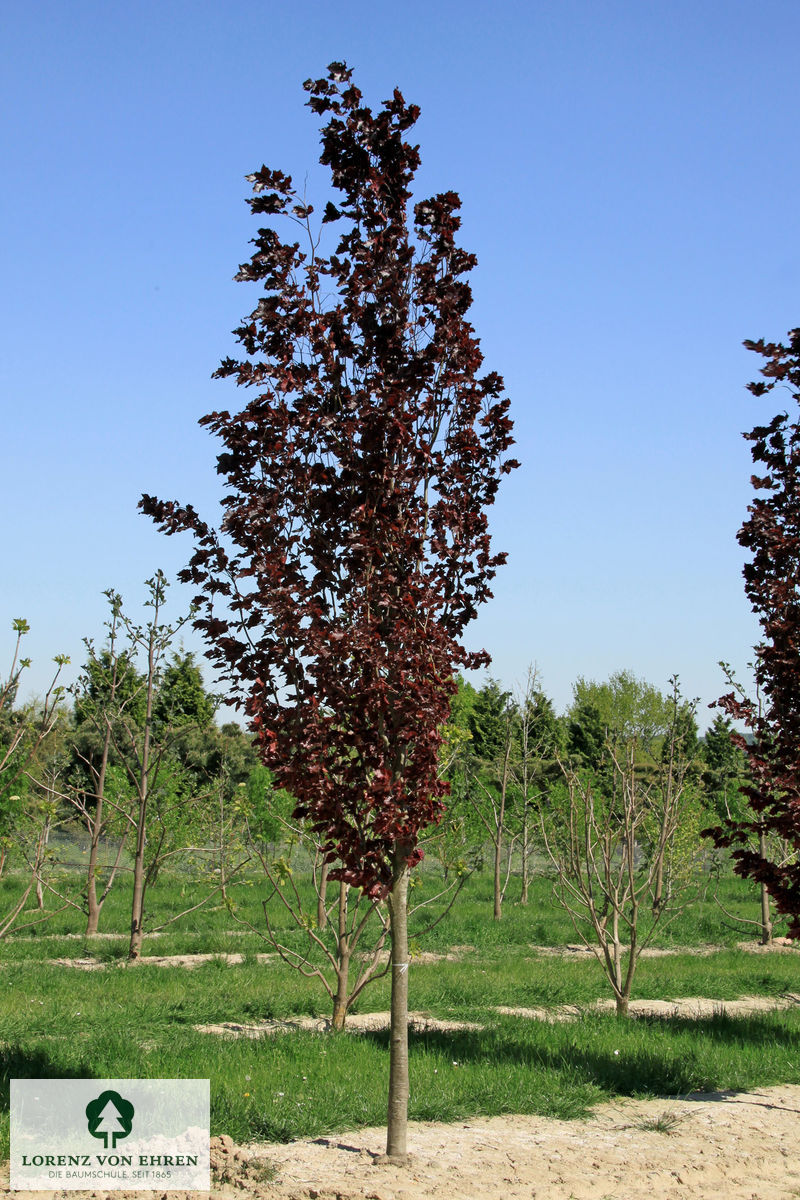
[42,947,472,970]
[528,937,800,958]
[495,992,800,1022]
[254,1083,800,1200]
[6,1085,800,1199]
[45,952,277,970]
[196,1011,483,1038]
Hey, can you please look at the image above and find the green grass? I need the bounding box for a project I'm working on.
[3,972,800,1159]
[1,857,799,1157]
[0,859,779,961]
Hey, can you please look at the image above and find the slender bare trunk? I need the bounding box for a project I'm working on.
[35,816,51,909]
[317,858,330,931]
[129,632,155,962]
[85,833,101,934]
[129,795,147,960]
[760,883,773,944]
[759,832,773,944]
[218,786,229,905]
[493,823,503,921]
[85,723,112,935]
[385,850,410,1161]
[331,882,350,1030]
[520,810,529,905]
[652,856,664,916]
[493,733,513,921]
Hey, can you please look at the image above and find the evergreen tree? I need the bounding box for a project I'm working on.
[702,712,747,820]
[153,651,215,731]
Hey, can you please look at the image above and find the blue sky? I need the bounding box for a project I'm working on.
[2,0,798,726]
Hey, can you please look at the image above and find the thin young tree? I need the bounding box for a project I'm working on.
[466,679,518,920]
[0,620,71,937]
[141,62,516,1158]
[702,678,786,944]
[542,677,702,1015]
[512,667,563,905]
[243,809,392,1031]
[704,328,800,936]
[68,595,142,934]
[65,576,220,957]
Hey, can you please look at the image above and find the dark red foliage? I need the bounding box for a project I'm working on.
[141,64,517,897]
[704,328,800,934]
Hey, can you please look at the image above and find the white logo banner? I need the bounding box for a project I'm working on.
[11,1078,210,1191]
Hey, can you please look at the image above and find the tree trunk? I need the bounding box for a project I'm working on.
[615,994,629,1017]
[128,631,155,962]
[35,816,50,910]
[85,832,101,935]
[760,831,773,944]
[331,881,350,1030]
[86,734,110,935]
[218,787,228,905]
[520,811,529,905]
[760,882,772,945]
[492,726,513,920]
[84,660,123,937]
[385,850,410,1161]
[652,855,664,916]
[317,858,330,931]
[493,828,503,920]
[129,802,147,961]
[331,950,350,1030]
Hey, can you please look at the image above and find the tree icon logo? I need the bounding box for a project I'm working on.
[85,1090,135,1149]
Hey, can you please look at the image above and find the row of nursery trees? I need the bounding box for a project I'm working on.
[1,592,770,1015]
[0,582,271,955]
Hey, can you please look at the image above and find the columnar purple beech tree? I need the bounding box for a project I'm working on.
[705,329,800,936]
[141,63,517,1158]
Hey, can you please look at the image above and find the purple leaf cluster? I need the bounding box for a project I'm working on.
[141,64,517,896]
[705,328,800,933]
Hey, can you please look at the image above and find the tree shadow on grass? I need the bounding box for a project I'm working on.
[0,1045,97,1112]
[627,1008,800,1049]
[358,1009,800,1101]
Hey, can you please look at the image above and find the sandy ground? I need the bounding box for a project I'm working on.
[248,1084,800,1200]
[494,992,800,1022]
[44,953,278,970]
[195,1011,484,1037]
[5,1085,800,1200]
